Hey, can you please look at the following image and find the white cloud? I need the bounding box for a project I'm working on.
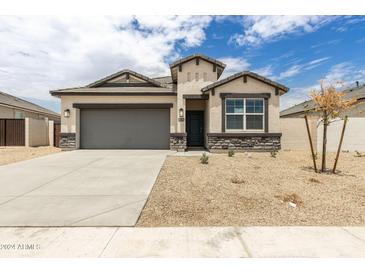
[276,65,302,80]
[0,16,212,101]
[323,62,364,84]
[219,56,250,78]
[310,39,341,49]
[252,65,274,78]
[275,57,330,80]
[230,16,335,46]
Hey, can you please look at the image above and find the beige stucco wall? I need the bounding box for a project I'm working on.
[0,105,14,118]
[208,76,281,133]
[280,117,317,151]
[60,95,177,148]
[281,117,365,152]
[176,59,218,133]
[25,118,50,147]
[317,117,365,152]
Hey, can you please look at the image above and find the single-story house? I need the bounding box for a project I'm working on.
[0,90,60,121]
[50,54,289,151]
[280,83,365,118]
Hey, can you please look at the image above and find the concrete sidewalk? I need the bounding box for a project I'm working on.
[0,226,364,258]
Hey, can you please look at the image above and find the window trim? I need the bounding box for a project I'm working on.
[224,97,265,132]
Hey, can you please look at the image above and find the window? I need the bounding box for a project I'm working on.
[203,72,207,81]
[225,98,264,131]
[187,72,191,82]
[195,72,199,81]
[15,111,24,119]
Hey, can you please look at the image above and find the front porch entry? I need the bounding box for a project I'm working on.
[186,111,204,147]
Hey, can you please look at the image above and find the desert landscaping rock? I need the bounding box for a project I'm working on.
[0,146,61,166]
[138,151,365,226]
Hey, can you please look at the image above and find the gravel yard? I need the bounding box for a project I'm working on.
[137,151,365,226]
[0,146,61,166]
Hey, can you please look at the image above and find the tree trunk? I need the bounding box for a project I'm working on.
[304,115,318,173]
[333,116,348,173]
[321,115,328,172]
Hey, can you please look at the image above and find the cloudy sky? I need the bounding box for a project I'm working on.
[0,15,365,112]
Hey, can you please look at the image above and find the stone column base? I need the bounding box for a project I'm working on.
[59,133,76,150]
[170,133,187,151]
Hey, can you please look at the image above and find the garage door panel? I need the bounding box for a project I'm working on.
[80,109,170,149]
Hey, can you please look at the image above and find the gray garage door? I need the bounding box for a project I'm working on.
[80,109,170,149]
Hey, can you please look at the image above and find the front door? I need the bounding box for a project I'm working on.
[186,111,204,147]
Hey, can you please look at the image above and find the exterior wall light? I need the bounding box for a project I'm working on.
[179,108,184,118]
[64,109,70,118]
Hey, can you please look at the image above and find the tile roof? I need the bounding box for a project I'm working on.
[280,84,365,117]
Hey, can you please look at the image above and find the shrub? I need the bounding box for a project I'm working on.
[282,193,303,205]
[228,149,235,157]
[231,176,245,184]
[270,150,278,158]
[309,178,321,183]
[355,151,365,157]
[200,152,209,164]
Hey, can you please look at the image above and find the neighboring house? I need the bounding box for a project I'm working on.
[280,83,365,118]
[50,54,289,151]
[0,90,60,121]
[280,83,365,152]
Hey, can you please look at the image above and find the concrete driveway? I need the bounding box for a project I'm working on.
[0,150,170,226]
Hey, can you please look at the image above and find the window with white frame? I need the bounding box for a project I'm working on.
[225,98,264,131]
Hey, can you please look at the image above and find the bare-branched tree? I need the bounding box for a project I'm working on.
[310,81,356,172]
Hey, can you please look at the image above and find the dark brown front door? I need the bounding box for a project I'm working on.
[186,111,204,147]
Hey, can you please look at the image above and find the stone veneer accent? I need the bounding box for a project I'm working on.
[59,133,76,149]
[170,133,187,151]
[207,133,281,151]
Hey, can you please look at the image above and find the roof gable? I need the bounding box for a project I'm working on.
[169,53,226,69]
[169,54,226,82]
[87,69,165,88]
[201,71,289,94]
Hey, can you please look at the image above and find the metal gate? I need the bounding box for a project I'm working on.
[54,123,61,147]
[0,119,25,146]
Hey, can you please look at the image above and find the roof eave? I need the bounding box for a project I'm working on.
[169,54,226,69]
[201,71,289,94]
[86,69,165,88]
